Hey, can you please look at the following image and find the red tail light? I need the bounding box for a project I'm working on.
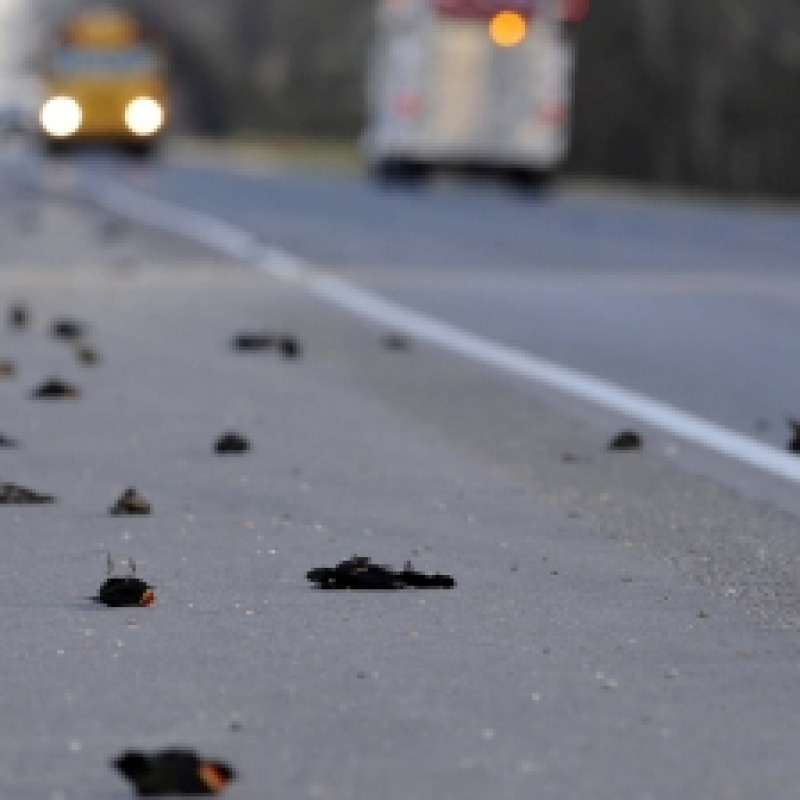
[560,0,589,23]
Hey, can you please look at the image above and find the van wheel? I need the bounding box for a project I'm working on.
[504,167,553,192]
[372,159,431,185]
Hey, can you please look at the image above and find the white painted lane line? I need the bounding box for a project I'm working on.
[89,177,800,484]
[95,180,258,262]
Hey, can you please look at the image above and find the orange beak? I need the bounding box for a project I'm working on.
[198,762,229,793]
[139,589,156,607]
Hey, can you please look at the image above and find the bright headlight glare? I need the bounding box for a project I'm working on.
[40,95,82,138]
[124,96,164,137]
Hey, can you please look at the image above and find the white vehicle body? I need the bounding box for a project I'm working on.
[363,0,580,180]
[0,0,40,133]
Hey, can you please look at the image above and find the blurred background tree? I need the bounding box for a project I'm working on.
[570,0,800,195]
[30,0,800,196]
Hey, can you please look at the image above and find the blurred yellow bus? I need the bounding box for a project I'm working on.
[363,0,589,186]
[39,8,167,155]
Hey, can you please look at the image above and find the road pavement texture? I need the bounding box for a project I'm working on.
[132,149,800,454]
[2,157,800,799]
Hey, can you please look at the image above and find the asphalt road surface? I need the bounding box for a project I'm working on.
[2,141,800,799]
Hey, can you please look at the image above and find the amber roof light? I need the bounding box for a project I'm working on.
[489,11,527,47]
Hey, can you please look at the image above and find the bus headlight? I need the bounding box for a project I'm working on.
[124,96,164,137]
[40,96,82,138]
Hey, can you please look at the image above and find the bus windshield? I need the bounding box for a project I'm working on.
[50,46,159,77]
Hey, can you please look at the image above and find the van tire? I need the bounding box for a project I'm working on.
[372,158,431,185]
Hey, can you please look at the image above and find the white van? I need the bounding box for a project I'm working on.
[362,0,588,185]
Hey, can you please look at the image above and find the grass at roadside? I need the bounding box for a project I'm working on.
[167,134,362,176]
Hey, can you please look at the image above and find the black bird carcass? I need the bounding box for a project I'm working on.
[0,482,55,504]
[214,432,250,454]
[113,749,236,795]
[307,555,456,590]
[607,429,642,451]
[109,487,152,515]
[93,555,155,607]
[94,577,155,607]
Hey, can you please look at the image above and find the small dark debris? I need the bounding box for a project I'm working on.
[696,609,709,619]
[0,482,55,504]
[0,360,16,378]
[50,318,87,340]
[215,432,250,454]
[75,343,101,366]
[786,419,800,453]
[0,434,20,448]
[382,332,411,351]
[31,378,79,399]
[278,336,302,359]
[232,331,273,351]
[113,749,235,796]
[228,721,242,733]
[607,430,642,451]
[110,487,151,516]
[94,577,155,608]
[232,331,302,359]
[8,303,28,329]
[307,555,456,590]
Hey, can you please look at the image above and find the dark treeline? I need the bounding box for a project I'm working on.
[44,0,800,196]
[570,0,800,196]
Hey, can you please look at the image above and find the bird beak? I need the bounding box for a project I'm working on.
[139,589,156,607]
[198,763,229,792]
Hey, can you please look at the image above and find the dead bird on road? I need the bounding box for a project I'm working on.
[7,302,28,329]
[50,317,88,340]
[607,430,642,451]
[307,555,456,590]
[31,377,79,399]
[110,487,151,515]
[214,432,250,454]
[94,554,155,607]
[113,749,236,795]
[231,331,274,351]
[0,482,55,504]
[231,331,302,358]
[0,360,16,378]
[94,576,155,607]
[278,335,302,359]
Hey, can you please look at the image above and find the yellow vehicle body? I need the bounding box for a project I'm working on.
[40,9,167,151]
